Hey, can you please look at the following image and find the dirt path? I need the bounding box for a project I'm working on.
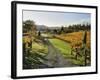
[44,38,76,68]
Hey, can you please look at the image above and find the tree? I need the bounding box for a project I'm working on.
[23,20,37,38]
[23,20,36,33]
[38,31,41,36]
[61,26,64,33]
[53,29,57,34]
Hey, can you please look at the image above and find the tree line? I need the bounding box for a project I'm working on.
[52,23,90,34]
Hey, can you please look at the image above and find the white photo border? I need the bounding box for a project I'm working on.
[11,1,98,79]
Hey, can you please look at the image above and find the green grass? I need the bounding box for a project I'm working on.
[49,38,71,56]
[32,41,48,55]
[49,38,85,66]
[23,35,48,56]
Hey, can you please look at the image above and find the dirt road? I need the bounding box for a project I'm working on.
[44,38,76,68]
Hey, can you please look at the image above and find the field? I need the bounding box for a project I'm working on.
[49,31,91,66]
[55,31,91,49]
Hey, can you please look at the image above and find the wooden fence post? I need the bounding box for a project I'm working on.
[75,48,78,60]
[84,49,87,66]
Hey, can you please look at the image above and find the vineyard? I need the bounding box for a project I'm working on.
[23,35,49,69]
[55,31,91,49]
[51,31,91,66]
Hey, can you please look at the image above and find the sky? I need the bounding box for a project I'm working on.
[23,10,91,27]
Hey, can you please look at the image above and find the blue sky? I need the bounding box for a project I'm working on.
[23,10,91,27]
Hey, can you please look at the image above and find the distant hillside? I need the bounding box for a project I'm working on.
[36,25,61,31]
[48,27,60,30]
[36,25,47,31]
